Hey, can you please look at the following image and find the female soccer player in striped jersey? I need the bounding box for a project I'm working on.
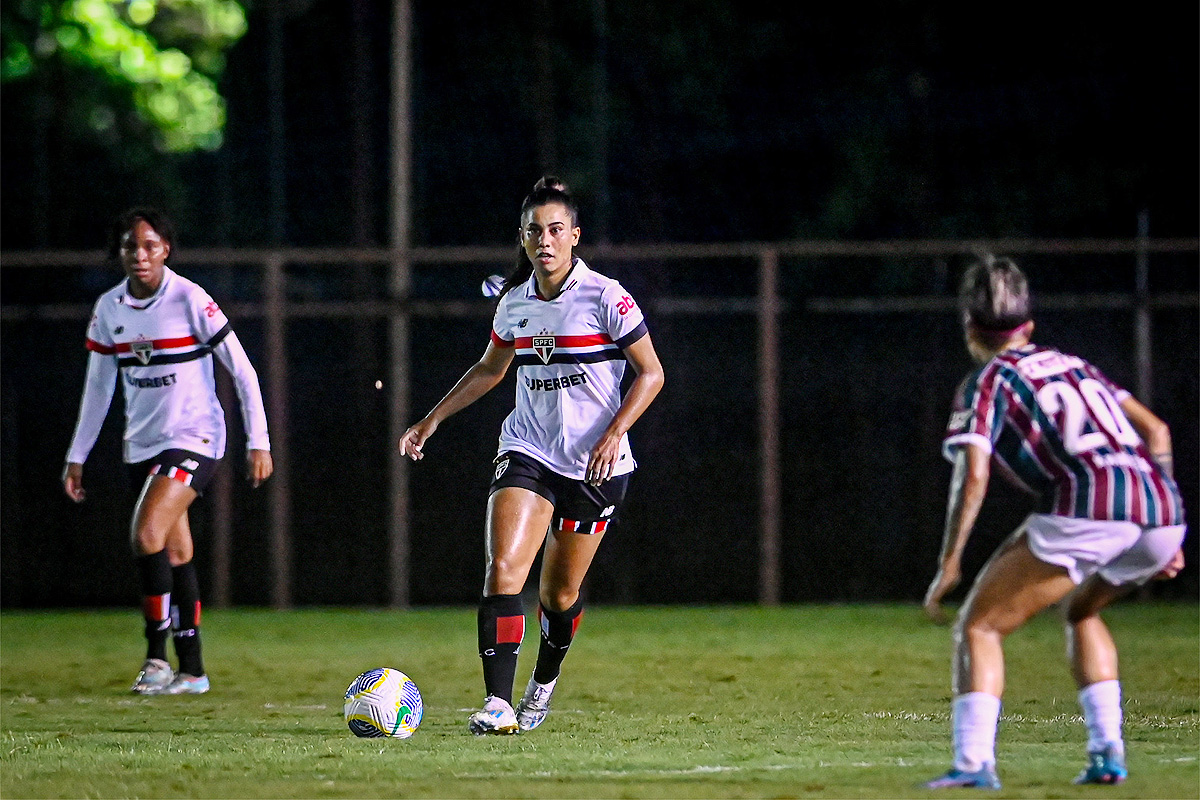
[64,208,273,695]
[923,256,1185,789]
[399,177,665,734]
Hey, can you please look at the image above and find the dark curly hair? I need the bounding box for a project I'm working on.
[107,207,176,266]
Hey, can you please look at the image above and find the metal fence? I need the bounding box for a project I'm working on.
[2,235,1197,608]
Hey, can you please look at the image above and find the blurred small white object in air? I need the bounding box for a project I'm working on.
[482,274,504,297]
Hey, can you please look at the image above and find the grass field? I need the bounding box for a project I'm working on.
[1,603,1196,799]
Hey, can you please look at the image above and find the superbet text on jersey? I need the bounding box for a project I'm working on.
[944,344,1183,527]
[489,258,648,480]
[67,267,269,465]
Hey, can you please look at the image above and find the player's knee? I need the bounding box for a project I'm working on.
[130,523,167,555]
[166,545,191,567]
[484,556,527,595]
[539,586,579,613]
[956,610,1005,643]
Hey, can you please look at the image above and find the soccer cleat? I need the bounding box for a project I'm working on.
[159,673,210,695]
[131,658,174,695]
[515,675,557,731]
[924,764,1002,790]
[1074,745,1127,785]
[467,695,519,735]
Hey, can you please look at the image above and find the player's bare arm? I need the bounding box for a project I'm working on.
[585,334,665,486]
[399,342,516,460]
[1119,395,1173,478]
[924,443,991,624]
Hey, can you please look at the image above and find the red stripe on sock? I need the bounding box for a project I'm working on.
[496,614,524,644]
[571,608,584,636]
[143,594,169,622]
[193,600,202,627]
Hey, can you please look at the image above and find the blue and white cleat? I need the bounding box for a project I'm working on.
[1074,745,1127,785]
[924,764,1002,790]
[160,673,210,695]
[515,675,556,731]
[131,658,174,695]
[467,695,519,735]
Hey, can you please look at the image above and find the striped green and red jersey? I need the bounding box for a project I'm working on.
[944,344,1184,526]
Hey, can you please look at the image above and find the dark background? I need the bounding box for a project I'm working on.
[1,2,1197,608]
[3,1,1198,248]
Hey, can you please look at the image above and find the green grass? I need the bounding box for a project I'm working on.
[2,604,1196,799]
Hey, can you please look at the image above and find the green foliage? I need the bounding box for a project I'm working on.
[1,0,246,152]
[2,605,1197,798]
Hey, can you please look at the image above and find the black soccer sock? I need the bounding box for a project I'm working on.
[533,598,584,685]
[135,549,172,662]
[171,562,205,677]
[477,594,524,704]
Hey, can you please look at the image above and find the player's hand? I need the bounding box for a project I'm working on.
[1154,548,1185,580]
[62,462,86,503]
[585,429,622,486]
[922,562,961,625]
[399,419,438,461]
[247,449,273,488]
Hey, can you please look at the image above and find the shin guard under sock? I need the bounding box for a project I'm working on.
[135,550,172,662]
[533,598,584,685]
[171,562,204,677]
[477,594,524,704]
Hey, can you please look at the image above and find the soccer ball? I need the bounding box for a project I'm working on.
[343,667,423,739]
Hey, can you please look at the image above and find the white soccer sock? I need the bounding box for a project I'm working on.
[952,692,1001,771]
[1078,680,1124,754]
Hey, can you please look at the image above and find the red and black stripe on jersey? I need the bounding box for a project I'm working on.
[87,323,232,368]
[501,324,648,367]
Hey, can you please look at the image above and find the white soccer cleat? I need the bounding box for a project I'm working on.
[515,675,557,731]
[159,673,210,695]
[467,695,519,735]
[131,658,174,695]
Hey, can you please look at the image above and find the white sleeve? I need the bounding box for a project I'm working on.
[212,332,271,452]
[66,351,118,464]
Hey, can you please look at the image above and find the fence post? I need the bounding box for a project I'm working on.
[210,372,235,607]
[1135,211,1152,406]
[264,253,292,608]
[387,0,414,608]
[758,248,781,606]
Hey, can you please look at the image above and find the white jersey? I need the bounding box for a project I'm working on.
[490,258,648,479]
[66,266,270,464]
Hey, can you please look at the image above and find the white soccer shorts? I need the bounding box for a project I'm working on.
[1022,513,1186,586]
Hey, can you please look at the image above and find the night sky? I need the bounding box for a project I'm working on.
[1,1,1197,250]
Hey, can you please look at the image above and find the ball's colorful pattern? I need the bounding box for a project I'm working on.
[343,667,423,739]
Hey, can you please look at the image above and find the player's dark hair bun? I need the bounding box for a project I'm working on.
[960,254,1032,331]
[533,175,569,194]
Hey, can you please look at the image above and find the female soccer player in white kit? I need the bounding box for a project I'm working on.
[923,256,1185,789]
[64,208,273,695]
[399,177,665,734]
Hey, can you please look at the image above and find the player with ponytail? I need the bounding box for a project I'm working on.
[400,176,665,734]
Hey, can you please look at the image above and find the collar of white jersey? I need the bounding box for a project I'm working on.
[524,256,589,301]
[122,265,174,310]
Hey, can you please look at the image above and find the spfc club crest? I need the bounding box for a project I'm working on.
[131,339,154,365]
[532,335,555,364]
